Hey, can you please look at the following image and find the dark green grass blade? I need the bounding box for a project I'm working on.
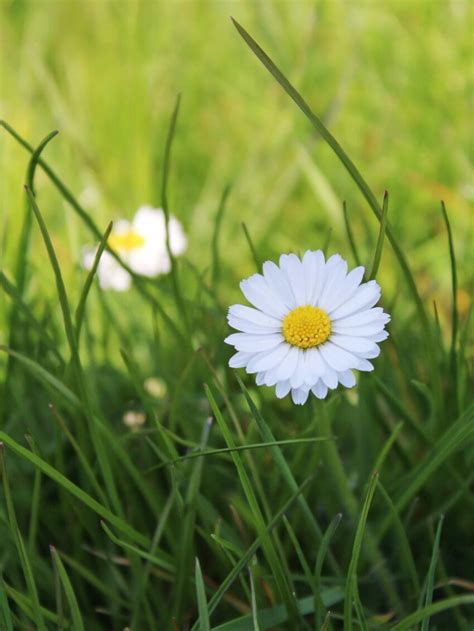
[369,190,389,280]
[230,19,432,352]
[344,472,379,631]
[74,220,113,341]
[420,515,444,631]
[205,384,298,622]
[100,521,173,573]
[0,445,47,631]
[50,546,84,631]
[2,582,60,625]
[376,481,420,597]
[313,513,342,628]
[441,202,459,404]
[0,576,14,631]
[390,595,474,631]
[211,589,344,631]
[148,437,330,472]
[195,557,211,631]
[0,432,149,547]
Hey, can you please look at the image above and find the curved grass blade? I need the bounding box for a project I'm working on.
[420,515,444,631]
[195,558,211,631]
[313,513,342,628]
[390,595,474,631]
[75,220,113,342]
[343,201,361,266]
[230,19,434,369]
[212,184,232,290]
[241,222,260,270]
[50,546,84,631]
[369,190,389,280]
[344,472,378,631]
[0,576,13,631]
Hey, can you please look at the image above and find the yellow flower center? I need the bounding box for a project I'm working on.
[282,305,331,349]
[108,230,145,252]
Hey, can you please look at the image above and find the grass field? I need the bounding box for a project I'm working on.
[1,1,473,629]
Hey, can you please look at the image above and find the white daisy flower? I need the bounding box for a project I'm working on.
[225,251,390,405]
[82,205,187,291]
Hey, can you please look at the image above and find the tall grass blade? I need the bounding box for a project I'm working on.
[50,546,85,631]
[420,515,444,631]
[195,557,211,631]
[369,190,389,280]
[343,472,378,631]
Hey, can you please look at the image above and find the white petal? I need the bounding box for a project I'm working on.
[337,370,356,388]
[290,351,306,389]
[307,250,326,305]
[229,351,255,368]
[355,345,381,359]
[291,387,310,405]
[321,367,338,389]
[256,372,266,386]
[246,343,291,373]
[334,307,389,327]
[274,345,299,381]
[263,365,280,386]
[332,321,388,337]
[311,381,328,399]
[229,305,282,327]
[357,359,374,372]
[368,330,389,342]
[324,266,365,313]
[275,380,291,399]
[227,315,282,335]
[262,261,296,310]
[307,348,326,379]
[318,260,348,311]
[240,274,288,319]
[329,281,381,319]
[330,335,379,355]
[224,332,284,352]
[319,342,359,371]
[280,254,306,305]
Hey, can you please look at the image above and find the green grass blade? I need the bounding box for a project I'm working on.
[0,576,14,631]
[100,521,173,573]
[248,567,261,631]
[74,220,113,341]
[390,595,474,631]
[0,432,149,547]
[344,472,378,631]
[420,515,444,631]
[241,222,260,270]
[195,557,211,631]
[441,202,459,404]
[369,190,389,280]
[313,513,342,628]
[0,444,47,631]
[50,546,84,631]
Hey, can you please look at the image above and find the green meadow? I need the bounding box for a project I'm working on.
[1,1,473,629]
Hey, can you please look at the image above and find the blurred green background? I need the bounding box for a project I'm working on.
[1,0,472,326]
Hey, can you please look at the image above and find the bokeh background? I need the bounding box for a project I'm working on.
[1,0,473,323]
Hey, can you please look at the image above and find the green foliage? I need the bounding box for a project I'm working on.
[1,2,473,630]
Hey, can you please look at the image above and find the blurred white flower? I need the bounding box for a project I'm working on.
[82,206,187,291]
[143,376,167,399]
[225,250,390,405]
[79,185,101,209]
